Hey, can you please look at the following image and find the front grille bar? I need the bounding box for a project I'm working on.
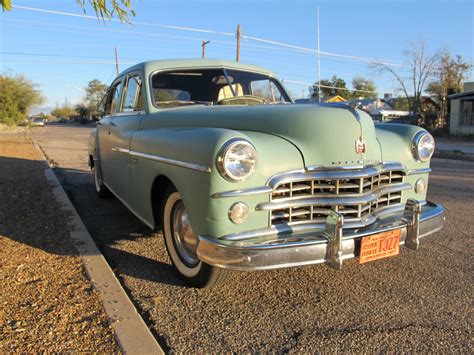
[265,163,409,228]
[257,182,411,211]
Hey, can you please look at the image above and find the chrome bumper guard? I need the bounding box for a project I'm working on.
[196,199,445,271]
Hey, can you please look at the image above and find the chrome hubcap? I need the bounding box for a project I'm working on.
[172,200,199,266]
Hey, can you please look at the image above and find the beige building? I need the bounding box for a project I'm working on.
[449,82,474,135]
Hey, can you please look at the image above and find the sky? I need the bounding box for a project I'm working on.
[1,0,473,108]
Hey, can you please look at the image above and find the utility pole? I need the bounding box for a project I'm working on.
[114,46,119,76]
[236,24,241,62]
[317,6,322,103]
[201,40,210,58]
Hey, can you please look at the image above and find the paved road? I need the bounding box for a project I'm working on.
[32,123,472,352]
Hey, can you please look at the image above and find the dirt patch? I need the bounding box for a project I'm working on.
[0,133,118,352]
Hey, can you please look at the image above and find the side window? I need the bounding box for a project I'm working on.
[105,80,123,115]
[251,80,284,103]
[122,75,143,112]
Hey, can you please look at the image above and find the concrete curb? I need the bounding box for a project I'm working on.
[31,138,163,354]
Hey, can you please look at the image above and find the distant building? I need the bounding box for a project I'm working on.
[448,82,474,135]
[294,95,347,104]
[322,95,346,103]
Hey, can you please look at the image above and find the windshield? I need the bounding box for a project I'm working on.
[151,68,291,108]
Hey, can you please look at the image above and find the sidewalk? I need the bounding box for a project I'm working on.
[434,137,474,161]
[435,137,474,154]
[0,133,118,352]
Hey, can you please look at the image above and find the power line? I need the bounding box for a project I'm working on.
[11,5,401,66]
[0,58,134,65]
[283,79,378,94]
[12,5,235,36]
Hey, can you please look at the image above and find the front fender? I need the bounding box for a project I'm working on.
[375,123,431,202]
[88,127,98,166]
[129,127,304,238]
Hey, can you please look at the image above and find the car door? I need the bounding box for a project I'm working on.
[106,73,145,201]
[97,78,124,186]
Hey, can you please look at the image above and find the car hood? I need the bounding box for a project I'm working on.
[147,104,382,168]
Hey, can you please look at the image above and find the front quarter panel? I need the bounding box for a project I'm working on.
[129,127,304,238]
[375,123,432,202]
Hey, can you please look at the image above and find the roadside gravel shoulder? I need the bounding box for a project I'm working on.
[0,133,118,352]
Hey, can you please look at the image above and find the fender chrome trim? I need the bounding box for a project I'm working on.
[211,186,273,198]
[129,150,211,173]
[407,167,432,175]
[111,147,211,173]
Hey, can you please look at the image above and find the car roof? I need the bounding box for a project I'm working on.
[119,59,276,78]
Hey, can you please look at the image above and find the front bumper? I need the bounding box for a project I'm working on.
[196,199,445,271]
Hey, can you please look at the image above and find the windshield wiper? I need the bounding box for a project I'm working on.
[156,100,213,106]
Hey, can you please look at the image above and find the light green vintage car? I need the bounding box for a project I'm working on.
[88,59,445,287]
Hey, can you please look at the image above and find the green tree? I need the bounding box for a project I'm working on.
[51,106,78,120]
[426,53,472,126]
[84,79,108,115]
[1,0,135,23]
[75,103,91,119]
[310,75,351,100]
[352,76,377,99]
[0,74,44,126]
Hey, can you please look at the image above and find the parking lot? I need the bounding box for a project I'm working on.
[31,123,473,352]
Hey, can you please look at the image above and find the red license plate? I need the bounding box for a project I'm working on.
[359,229,401,264]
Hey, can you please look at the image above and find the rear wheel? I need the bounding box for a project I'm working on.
[162,187,231,288]
[92,161,111,198]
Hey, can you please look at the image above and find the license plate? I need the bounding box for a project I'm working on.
[359,229,401,264]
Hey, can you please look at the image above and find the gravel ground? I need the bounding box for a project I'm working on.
[0,133,119,352]
[32,124,473,352]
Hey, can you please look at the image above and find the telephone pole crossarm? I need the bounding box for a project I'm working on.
[202,40,210,58]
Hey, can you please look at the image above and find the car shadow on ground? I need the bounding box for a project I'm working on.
[52,165,187,288]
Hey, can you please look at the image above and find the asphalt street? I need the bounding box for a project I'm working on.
[31,123,473,352]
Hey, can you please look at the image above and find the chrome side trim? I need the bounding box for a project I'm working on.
[211,186,273,199]
[129,151,211,173]
[104,182,155,229]
[407,167,432,175]
[256,182,411,211]
[111,146,131,154]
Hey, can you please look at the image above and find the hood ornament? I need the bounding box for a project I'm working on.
[355,136,367,154]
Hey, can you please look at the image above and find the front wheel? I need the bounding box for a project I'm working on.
[162,188,231,288]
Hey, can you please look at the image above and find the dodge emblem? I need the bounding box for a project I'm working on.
[355,137,367,154]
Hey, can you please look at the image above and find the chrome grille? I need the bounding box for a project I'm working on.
[268,168,407,226]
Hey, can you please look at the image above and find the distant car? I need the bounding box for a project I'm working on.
[88,59,445,288]
[18,119,29,126]
[30,117,45,127]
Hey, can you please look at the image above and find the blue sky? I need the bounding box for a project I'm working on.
[1,0,473,108]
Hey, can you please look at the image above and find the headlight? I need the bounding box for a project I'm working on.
[412,131,435,162]
[216,138,257,182]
